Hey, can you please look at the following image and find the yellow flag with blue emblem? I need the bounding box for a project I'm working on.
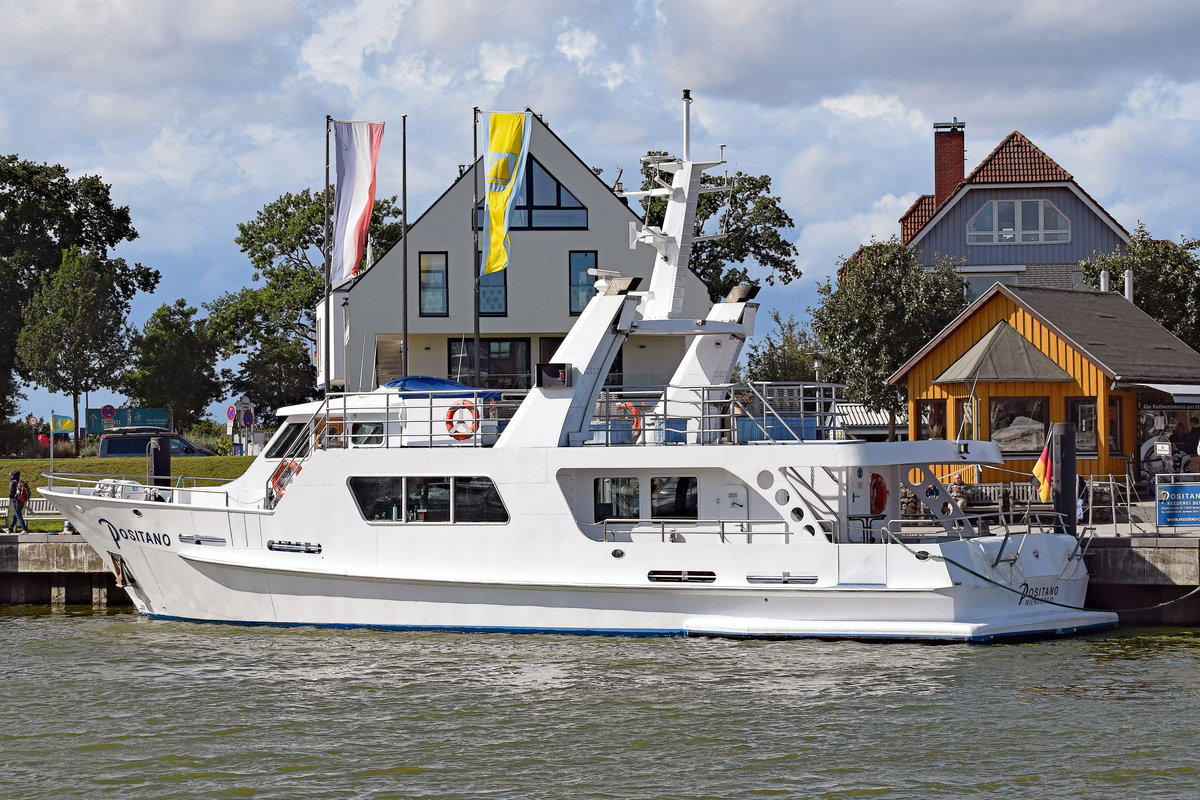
[484,112,531,274]
[52,414,75,433]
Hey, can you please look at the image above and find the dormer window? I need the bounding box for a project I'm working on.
[967,200,1070,244]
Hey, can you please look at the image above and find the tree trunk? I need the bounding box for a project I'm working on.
[888,408,897,442]
[72,392,80,456]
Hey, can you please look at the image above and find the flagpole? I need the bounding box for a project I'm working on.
[49,409,54,486]
[472,107,482,387]
[323,114,332,396]
[401,114,409,379]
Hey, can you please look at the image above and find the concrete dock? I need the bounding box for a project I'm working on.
[3,517,1200,624]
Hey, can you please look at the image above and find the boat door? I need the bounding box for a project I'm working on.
[713,483,750,542]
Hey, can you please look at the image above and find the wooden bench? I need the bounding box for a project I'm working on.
[0,497,66,522]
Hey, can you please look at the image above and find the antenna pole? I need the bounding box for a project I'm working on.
[682,89,692,161]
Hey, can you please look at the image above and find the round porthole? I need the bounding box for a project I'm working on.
[790,507,805,522]
[757,470,774,490]
[775,489,790,505]
[612,549,625,559]
[132,509,143,518]
[804,525,816,536]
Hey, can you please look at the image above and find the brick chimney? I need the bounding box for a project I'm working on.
[933,119,965,207]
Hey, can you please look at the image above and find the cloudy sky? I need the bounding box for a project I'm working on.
[3,0,1200,420]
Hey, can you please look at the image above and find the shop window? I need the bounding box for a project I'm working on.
[915,399,947,440]
[989,396,1049,455]
[1108,397,1123,456]
[651,477,698,519]
[595,477,639,522]
[955,398,975,440]
[1067,398,1098,455]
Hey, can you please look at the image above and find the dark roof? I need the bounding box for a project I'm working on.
[890,285,1200,384]
[934,321,1072,383]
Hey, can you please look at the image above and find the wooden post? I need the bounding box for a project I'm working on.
[92,573,107,611]
[50,574,66,609]
[1051,422,1077,536]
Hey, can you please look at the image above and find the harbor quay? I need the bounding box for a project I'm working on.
[3,518,1199,626]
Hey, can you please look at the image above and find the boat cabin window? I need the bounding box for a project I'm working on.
[350,422,385,447]
[265,422,310,459]
[349,476,508,523]
[594,477,639,522]
[651,477,698,519]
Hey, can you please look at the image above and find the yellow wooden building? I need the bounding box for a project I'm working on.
[889,284,1200,484]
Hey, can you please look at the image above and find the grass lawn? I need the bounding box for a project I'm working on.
[2,455,255,532]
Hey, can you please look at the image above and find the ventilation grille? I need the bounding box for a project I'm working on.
[648,570,716,583]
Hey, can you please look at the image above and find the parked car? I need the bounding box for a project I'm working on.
[98,427,216,457]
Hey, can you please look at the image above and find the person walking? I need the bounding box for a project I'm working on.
[5,470,30,533]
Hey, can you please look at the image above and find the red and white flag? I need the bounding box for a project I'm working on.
[331,120,384,285]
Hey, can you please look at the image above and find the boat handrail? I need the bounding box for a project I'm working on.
[600,517,791,542]
[41,471,235,507]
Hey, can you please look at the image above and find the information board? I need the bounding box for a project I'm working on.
[1156,483,1200,526]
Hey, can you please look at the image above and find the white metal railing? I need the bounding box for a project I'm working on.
[600,517,791,542]
[42,471,236,508]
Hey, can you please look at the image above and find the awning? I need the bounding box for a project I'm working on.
[1119,383,1200,403]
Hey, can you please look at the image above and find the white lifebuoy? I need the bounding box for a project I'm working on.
[446,399,479,440]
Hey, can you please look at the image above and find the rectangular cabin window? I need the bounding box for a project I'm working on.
[988,396,1049,455]
[350,421,385,447]
[349,476,507,523]
[1067,397,1098,455]
[594,477,639,522]
[265,422,310,459]
[651,477,698,519]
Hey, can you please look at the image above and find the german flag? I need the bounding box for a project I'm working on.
[1032,444,1052,502]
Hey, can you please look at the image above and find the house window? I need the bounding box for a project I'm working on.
[989,396,1049,455]
[967,200,1070,244]
[419,252,448,316]
[477,251,507,316]
[955,398,975,440]
[475,158,588,230]
[448,337,531,389]
[569,251,596,315]
[964,273,1018,302]
[915,399,947,440]
[595,477,639,522]
[1067,397,1099,455]
[1108,396,1123,456]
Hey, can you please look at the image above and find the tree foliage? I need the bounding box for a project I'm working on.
[1079,222,1200,351]
[810,237,965,434]
[123,299,225,429]
[17,247,143,452]
[206,188,404,355]
[228,333,321,429]
[0,155,155,416]
[639,152,800,301]
[741,310,819,383]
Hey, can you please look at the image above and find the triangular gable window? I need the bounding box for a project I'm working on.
[475,158,587,229]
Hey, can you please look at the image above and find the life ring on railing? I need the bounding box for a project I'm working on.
[869,473,889,515]
[446,399,479,440]
[617,401,642,431]
[269,459,302,500]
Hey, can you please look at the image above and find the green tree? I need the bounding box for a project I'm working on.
[639,153,800,301]
[1079,222,1200,351]
[123,299,225,429]
[229,333,321,428]
[206,188,403,416]
[741,310,819,382]
[0,155,155,416]
[17,247,145,453]
[810,236,965,439]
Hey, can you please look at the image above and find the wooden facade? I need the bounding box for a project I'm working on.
[894,290,1138,483]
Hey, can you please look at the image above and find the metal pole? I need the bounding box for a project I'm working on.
[472,107,482,386]
[401,114,409,378]
[323,114,332,396]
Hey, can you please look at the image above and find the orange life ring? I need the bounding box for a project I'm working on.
[617,401,642,431]
[446,399,479,440]
[269,459,302,499]
[869,473,888,515]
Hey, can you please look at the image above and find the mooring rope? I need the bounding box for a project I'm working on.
[882,527,1200,614]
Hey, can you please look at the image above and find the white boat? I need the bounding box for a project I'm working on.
[43,95,1117,642]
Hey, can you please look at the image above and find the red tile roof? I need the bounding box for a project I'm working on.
[899,194,936,244]
[965,131,1073,183]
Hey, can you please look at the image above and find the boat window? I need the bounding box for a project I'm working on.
[350,477,406,521]
[350,421,385,447]
[407,476,451,522]
[651,477,698,519]
[265,422,310,459]
[454,476,509,522]
[594,477,639,522]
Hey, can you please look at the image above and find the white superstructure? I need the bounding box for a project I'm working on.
[43,93,1116,642]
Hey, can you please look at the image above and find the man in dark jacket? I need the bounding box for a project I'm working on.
[5,470,29,533]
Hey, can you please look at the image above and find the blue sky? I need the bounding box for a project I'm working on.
[3,0,1199,424]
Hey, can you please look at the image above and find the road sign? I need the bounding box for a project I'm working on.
[241,409,254,428]
[227,405,237,421]
[101,405,116,419]
[27,414,36,426]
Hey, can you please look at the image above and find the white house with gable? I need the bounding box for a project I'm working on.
[317,111,712,391]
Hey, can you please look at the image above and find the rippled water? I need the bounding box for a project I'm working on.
[2,608,1199,799]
